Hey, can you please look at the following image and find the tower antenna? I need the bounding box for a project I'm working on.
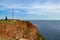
[12,9,14,19]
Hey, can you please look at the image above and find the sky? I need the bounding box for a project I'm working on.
[0,0,60,20]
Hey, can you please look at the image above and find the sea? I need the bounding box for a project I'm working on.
[30,20,60,40]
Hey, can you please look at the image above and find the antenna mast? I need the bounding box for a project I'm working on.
[12,9,14,19]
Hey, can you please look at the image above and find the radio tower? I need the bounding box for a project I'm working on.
[12,9,14,19]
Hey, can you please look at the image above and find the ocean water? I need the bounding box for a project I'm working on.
[30,20,60,40]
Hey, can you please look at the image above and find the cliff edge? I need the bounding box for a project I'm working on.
[0,20,44,40]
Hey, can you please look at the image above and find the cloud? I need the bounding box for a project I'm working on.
[0,0,60,19]
[24,3,60,16]
[0,3,60,15]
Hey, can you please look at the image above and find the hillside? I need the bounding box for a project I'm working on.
[0,19,44,40]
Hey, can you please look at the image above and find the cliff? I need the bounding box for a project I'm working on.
[0,20,44,40]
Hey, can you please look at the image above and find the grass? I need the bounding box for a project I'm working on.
[0,38,17,40]
[0,19,44,40]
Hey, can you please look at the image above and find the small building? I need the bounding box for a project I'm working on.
[5,16,8,20]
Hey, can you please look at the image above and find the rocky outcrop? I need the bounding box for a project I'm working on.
[0,20,44,40]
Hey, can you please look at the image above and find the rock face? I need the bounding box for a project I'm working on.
[0,20,44,40]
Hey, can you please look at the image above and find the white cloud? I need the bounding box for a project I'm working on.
[25,3,60,15]
[0,1,60,15]
[13,10,21,13]
[0,0,60,20]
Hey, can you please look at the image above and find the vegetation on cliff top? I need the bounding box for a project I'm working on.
[0,19,44,40]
